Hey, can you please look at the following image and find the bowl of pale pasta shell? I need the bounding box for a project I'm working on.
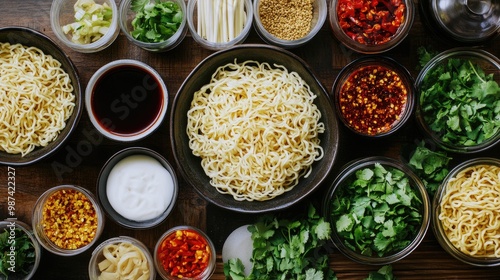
[0,27,82,166]
[170,44,340,213]
[432,157,500,266]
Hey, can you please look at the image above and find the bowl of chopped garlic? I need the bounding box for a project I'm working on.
[89,236,156,280]
[187,0,254,51]
[50,0,120,53]
[32,185,105,256]
[253,0,327,49]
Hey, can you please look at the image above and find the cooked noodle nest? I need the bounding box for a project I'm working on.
[0,42,75,156]
[97,242,151,280]
[438,164,500,258]
[186,60,325,201]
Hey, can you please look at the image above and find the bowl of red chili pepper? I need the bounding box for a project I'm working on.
[154,226,216,280]
[329,0,415,54]
[332,56,415,137]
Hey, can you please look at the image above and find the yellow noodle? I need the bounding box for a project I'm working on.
[98,242,150,280]
[0,42,75,156]
[438,164,500,258]
[186,60,324,201]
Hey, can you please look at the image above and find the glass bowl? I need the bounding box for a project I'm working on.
[119,0,188,52]
[322,156,431,265]
[253,0,327,49]
[329,0,415,54]
[154,226,216,280]
[415,48,500,153]
[0,220,41,280]
[332,56,415,137]
[187,0,253,51]
[97,147,179,229]
[32,185,105,256]
[50,0,119,53]
[85,59,169,142]
[89,236,156,279]
[432,157,500,266]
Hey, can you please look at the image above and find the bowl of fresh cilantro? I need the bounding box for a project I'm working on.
[0,220,41,280]
[119,0,187,52]
[415,47,500,153]
[323,156,431,265]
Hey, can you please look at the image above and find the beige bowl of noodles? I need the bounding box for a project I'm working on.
[0,27,82,165]
[170,44,340,213]
[433,157,500,266]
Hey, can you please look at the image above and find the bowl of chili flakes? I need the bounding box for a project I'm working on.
[329,0,415,54]
[332,56,415,137]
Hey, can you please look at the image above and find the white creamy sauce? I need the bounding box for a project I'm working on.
[222,225,253,276]
[106,154,174,221]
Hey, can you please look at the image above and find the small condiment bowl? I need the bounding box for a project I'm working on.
[32,185,104,256]
[415,48,500,153]
[332,56,415,137]
[89,236,156,279]
[433,157,500,266]
[329,0,415,54]
[50,0,120,53]
[322,156,431,265]
[97,147,179,229]
[0,219,41,279]
[85,59,169,142]
[154,226,216,280]
[187,0,253,51]
[119,0,188,52]
[253,0,327,49]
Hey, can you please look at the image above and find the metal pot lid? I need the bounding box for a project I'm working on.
[431,0,500,42]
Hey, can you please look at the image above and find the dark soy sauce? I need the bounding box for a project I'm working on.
[91,65,163,135]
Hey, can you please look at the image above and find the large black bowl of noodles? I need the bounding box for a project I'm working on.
[170,44,340,213]
[0,27,82,166]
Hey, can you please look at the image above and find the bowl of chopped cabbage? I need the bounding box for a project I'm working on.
[51,0,119,53]
[323,156,431,265]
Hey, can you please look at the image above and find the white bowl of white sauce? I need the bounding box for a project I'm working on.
[97,147,178,229]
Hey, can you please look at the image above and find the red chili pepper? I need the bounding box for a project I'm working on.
[339,65,408,135]
[157,229,211,278]
[337,0,406,45]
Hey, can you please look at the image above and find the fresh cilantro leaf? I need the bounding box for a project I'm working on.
[365,265,396,280]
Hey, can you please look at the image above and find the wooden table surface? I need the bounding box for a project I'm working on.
[1,0,499,279]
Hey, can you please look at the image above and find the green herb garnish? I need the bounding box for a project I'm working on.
[331,163,423,257]
[418,50,500,147]
[364,265,396,280]
[130,0,183,43]
[224,204,337,280]
[0,228,36,278]
[408,141,452,196]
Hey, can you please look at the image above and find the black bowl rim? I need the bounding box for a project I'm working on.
[0,26,83,166]
[170,43,340,213]
[96,146,179,229]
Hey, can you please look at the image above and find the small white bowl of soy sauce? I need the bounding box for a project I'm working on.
[85,59,168,142]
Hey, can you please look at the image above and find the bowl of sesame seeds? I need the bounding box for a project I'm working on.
[32,185,104,256]
[253,0,327,49]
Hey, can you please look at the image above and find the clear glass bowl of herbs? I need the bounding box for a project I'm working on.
[415,47,500,153]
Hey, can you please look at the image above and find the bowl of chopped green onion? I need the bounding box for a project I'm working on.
[322,156,431,265]
[0,219,41,280]
[415,48,500,153]
[119,0,188,52]
[51,0,120,53]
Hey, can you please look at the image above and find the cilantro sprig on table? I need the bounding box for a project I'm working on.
[130,0,183,43]
[224,204,337,280]
[407,141,452,197]
[418,48,500,147]
[330,163,423,257]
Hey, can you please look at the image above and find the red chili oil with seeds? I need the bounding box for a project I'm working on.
[337,0,406,45]
[339,65,408,135]
[157,229,212,279]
